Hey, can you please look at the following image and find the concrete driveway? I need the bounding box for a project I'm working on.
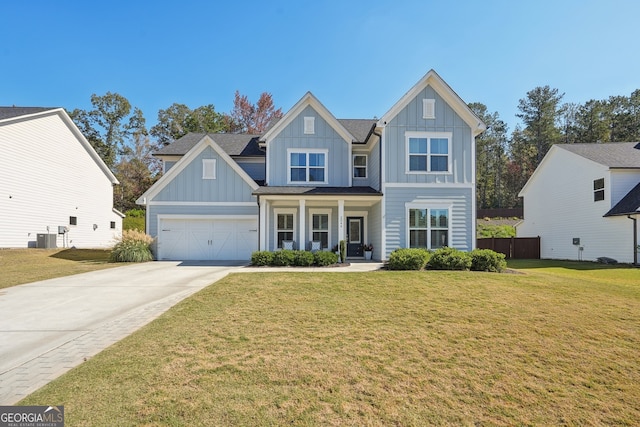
[0,261,245,405]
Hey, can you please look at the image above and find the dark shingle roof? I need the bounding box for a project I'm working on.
[253,186,382,196]
[155,133,264,157]
[0,106,57,121]
[338,119,377,142]
[605,182,640,217]
[559,142,640,168]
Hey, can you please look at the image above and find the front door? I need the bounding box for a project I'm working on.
[346,217,364,257]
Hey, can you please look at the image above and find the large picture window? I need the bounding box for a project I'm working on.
[288,149,327,184]
[406,132,452,173]
[408,206,449,249]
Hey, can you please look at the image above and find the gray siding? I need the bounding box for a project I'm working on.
[153,146,256,203]
[368,140,381,191]
[385,86,473,184]
[384,187,473,258]
[268,105,350,186]
[148,204,258,238]
[367,201,383,261]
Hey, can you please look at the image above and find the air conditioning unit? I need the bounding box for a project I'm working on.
[37,233,58,249]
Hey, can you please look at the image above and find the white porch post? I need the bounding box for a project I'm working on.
[338,199,345,243]
[259,198,267,250]
[299,199,306,250]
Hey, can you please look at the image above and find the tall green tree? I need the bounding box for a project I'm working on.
[516,86,564,165]
[573,99,609,143]
[469,102,509,208]
[150,103,228,146]
[68,92,146,168]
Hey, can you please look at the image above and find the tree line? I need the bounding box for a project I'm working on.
[69,85,640,213]
[473,86,640,209]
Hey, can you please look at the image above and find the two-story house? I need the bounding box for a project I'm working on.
[136,70,485,261]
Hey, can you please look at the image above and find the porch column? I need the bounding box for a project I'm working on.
[338,199,345,242]
[299,199,306,250]
[259,199,267,250]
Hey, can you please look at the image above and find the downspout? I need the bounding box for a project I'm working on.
[257,195,261,252]
[628,214,638,266]
[373,130,383,191]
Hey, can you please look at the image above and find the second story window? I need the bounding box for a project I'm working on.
[406,132,452,173]
[353,154,367,178]
[288,149,327,184]
[594,178,605,201]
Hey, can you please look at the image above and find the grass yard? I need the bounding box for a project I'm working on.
[20,264,640,426]
[0,248,120,289]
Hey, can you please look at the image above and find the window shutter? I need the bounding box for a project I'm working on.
[423,99,435,119]
[304,116,315,134]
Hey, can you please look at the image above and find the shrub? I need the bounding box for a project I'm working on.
[110,229,154,262]
[470,249,507,272]
[272,249,295,266]
[387,248,431,270]
[125,208,146,218]
[427,247,472,271]
[314,251,338,266]
[293,250,315,266]
[477,224,516,238]
[339,240,346,263]
[251,251,274,266]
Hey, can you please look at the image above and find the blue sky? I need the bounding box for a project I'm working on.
[2,0,639,134]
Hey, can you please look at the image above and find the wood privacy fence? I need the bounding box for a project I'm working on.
[477,236,540,259]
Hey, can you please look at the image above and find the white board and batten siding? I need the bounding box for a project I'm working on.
[0,110,122,248]
[517,147,637,263]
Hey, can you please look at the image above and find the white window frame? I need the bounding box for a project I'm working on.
[594,177,605,202]
[202,158,217,179]
[309,208,331,250]
[422,98,435,119]
[304,116,315,134]
[405,131,452,174]
[353,154,368,179]
[287,148,328,184]
[405,202,452,250]
[274,208,297,250]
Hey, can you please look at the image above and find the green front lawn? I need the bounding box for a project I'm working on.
[20,263,640,426]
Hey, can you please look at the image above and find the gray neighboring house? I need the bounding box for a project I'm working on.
[137,70,486,261]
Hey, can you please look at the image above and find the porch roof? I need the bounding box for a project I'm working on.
[253,186,382,196]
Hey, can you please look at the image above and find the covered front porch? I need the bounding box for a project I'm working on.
[254,187,382,259]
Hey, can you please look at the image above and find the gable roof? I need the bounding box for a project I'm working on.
[605,181,640,217]
[0,107,118,185]
[137,134,259,204]
[0,106,56,121]
[260,92,356,145]
[558,142,640,168]
[377,69,486,136]
[155,133,263,157]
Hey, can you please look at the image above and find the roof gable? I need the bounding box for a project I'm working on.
[605,181,640,217]
[260,92,356,145]
[137,135,258,204]
[155,133,264,157]
[377,69,486,136]
[0,107,118,185]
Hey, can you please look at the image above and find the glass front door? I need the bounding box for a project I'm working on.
[346,217,364,257]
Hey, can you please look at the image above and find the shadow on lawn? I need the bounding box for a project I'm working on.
[49,248,112,264]
[507,259,638,271]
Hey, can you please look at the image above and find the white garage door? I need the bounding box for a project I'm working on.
[159,217,258,261]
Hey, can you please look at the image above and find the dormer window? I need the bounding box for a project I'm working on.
[423,99,435,119]
[304,116,315,134]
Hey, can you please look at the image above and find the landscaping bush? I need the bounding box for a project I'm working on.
[470,249,507,272]
[314,251,338,266]
[293,250,315,266]
[427,247,472,271]
[387,248,431,270]
[272,249,295,266]
[251,251,274,266]
[110,229,154,262]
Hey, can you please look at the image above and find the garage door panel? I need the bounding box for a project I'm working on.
[159,218,257,261]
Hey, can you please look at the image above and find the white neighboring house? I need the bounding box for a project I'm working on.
[0,107,124,249]
[517,142,640,264]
